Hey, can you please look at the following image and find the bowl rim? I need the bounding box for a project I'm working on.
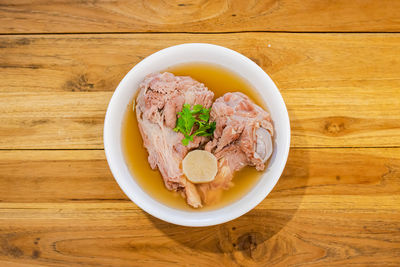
[104,43,290,227]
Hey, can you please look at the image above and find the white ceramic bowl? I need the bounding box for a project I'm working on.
[104,43,290,227]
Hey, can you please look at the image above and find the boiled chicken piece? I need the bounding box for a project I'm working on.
[198,92,274,204]
[135,72,214,208]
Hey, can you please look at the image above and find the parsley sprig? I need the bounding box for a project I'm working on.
[173,104,216,146]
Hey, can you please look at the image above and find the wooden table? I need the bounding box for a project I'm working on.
[1,1,399,266]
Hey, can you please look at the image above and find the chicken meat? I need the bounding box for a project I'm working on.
[135,72,214,208]
[198,92,274,204]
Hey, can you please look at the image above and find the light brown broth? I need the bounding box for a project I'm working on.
[122,63,267,211]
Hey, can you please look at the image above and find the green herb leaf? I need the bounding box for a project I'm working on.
[198,113,209,122]
[191,104,203,114]
[194,121,216,137]
[179,104,196,133]
[174,103,216,146]
[181,137,189,146]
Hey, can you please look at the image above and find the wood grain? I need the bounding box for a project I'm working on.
[1,90,399,149]
[0,148,399,203]
[2,33,400,93]
[0,150,124,203]
[1,1,400,265]
[0,148,399,266]
[0,206,398,266]
[0,92,110,149]
[0,0,400,33]
[0,206,399,266]
[0,33,399,148]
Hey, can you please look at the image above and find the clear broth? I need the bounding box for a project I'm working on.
[122,63,266,211]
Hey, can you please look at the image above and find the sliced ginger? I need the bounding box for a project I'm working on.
[182,150,218,184]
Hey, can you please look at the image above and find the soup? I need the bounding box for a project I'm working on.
[122,63,268,211]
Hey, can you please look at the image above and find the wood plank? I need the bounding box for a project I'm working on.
[0,0,399,33]
[1,88,399,148]
[0,148,399,266]
[0,207,398,266]
[0,150,125,202]
[2,33,400,93]
[0,92,110,149]
[1,33,399,148]
[0,148,399,203]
